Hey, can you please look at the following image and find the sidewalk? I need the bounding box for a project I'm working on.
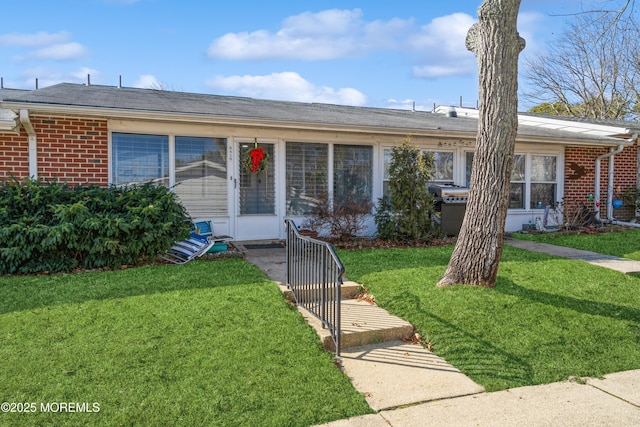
[321,370,640,427]
[242,242,640,426]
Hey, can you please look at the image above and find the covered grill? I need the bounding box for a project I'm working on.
[429,184,469,236]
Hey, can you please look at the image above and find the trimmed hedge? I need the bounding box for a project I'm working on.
[0,178,192,274]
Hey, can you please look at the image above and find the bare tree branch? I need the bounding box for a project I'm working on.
[523,0,639,119]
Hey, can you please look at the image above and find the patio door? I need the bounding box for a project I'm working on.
[234,139,280,240]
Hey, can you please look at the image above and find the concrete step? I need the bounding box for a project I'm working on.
[296,298,415,352]
[278,280,361,302]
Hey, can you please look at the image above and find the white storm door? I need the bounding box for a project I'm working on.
[235,140,280,240]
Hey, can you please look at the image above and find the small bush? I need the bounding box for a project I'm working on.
[302,192,373,241]
[0,177,191,274]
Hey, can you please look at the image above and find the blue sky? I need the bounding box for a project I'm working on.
[0,0,590,111]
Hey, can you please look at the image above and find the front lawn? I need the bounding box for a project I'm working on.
[339,245,640,392]
[0,260,372,426]
[511,227,640,260]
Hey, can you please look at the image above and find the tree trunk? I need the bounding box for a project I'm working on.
[437,0,525,288]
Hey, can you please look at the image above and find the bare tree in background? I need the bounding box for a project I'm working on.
[437,0,525,288]
[524,0,640,119]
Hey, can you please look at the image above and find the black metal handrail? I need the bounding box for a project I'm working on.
[285,219,344,356]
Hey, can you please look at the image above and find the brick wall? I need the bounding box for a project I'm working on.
[0,115,109,186]
[564,142,638,221]
[0,132,29,180]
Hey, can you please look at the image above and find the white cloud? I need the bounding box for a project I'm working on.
[29,42,87,60]
[517,11,547,54]
[281,8,362,36]
[0,31,70,47]
[409,13,477,78]
[207,8,413,60]
[385,98,417,110]
[207,9,477,80]
[206,71,367,106]
[71,67,100,82]
[133,74,162,88]
[18,67,60,88]
[16,66,100,89]
[413,64,476,78]
[411,13,475,55]
[3,31,88,62]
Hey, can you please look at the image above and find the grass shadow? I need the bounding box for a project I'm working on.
[387,290,534,390]
[496,279,640,323]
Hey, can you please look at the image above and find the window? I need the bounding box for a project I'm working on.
[509,154,525,209]
[333,145,373,205]
[465,152,558,210]
[175,136,227,217]
[530,155,557,209]
[428,151,454,183]
[382,148,392,196]
[112,133,229,218]
[383,148,454,195]
[112,133,168,186]
[465,151,474,187]
[286,142,328,215]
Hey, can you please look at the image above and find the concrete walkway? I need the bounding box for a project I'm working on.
[241,242,640,426]
[243,245,484,411]
[505,237,640,274]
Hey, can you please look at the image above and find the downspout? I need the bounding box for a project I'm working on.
[593,132,638,222]
[594,145,623,221]
[19,109,37,179]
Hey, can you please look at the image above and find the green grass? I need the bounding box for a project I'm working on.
[338,245,640,392]
[0,260,372,426]
[511,228,640,260]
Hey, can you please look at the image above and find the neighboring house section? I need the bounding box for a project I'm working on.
[1,83,638,240]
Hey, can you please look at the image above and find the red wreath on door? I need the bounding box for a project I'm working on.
[249,147,265,173]
[243,138,269,174]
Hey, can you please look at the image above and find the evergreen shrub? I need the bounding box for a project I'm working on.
[375,137,440,242]
[0,177,191,274]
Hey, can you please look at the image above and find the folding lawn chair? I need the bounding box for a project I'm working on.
[193,219,233,253]
[160,232,215,264]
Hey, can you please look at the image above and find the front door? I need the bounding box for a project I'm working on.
[234,139,280,240]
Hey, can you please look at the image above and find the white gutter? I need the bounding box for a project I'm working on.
[594,132,638,221]
[19,109,37,178]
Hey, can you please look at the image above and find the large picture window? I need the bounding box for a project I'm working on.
[286,142,328,215]
[112,133,168,186]
[112,132,229,218]
[333,145,373,205]
[175,136,227,217]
